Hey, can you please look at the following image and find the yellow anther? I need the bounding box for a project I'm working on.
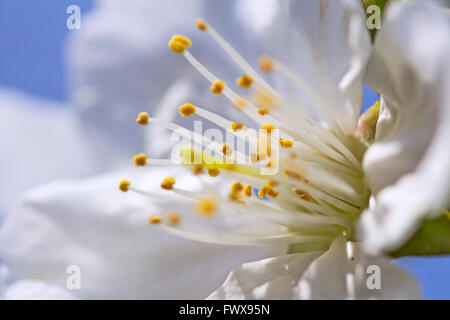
[196,19,208,31]
[136,112,149,125]
[166,211,181,226]
[250,152,266,163]
[259,56,274,72]
[231,182,244,194]
[207,167,220,177]
[192,164,204,175]
[119,180,130,192]
[243,185,252,197]
[266,180,278,187]
[168,34,192,54]
[195,197,217,218]
[285,168,303,181]
[220,143,233,157]
[161,177,176,190]
[168,39,185,54]
[148,215,163,224]
[236,75,254,88]
[258,186,270,198]
[294,188,311,201]
[258,107,269,116]
[179,103,196,117]
[267,188,279,198]
[171,35,191,47]
[233,97,247,109]
[261,123,275,134]
[279,139,293,148]
[133,153,147,166]
[211,80,226,94]
[230,122,243,131]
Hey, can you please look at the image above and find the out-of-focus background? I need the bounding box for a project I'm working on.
[0,0,449,299]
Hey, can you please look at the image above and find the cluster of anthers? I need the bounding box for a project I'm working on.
[119,19,371,248]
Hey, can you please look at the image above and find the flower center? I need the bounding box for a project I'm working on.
[120,19,371,249]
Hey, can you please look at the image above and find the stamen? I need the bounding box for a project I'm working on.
[258,107,269,116]
[261,123,275,134]
[220,143,233,157]
[191,164,204,175]
[119,180,130,192]
[148,215,163,224]
[179,103,196,116]
[168,34,192,54]
[166,211,181,226]
[210,80,226,94]
[159,224,329,246]
[258,186,269,198]
[244,185,252,197]
[236,75,253,88]
[182,50,280,126]
[230,122,243,131]
[196,197,217,218]
[136,112,149,125]
[258,56,274,72]
[294,188,311,201]
[266,180,278,187]
[207,167,221,177]
[268,188,279,198]
[230,182,244,193]
[133,153,147,166]
[196,19,208,31]
[161,177,176,190]
[279,139,293,148]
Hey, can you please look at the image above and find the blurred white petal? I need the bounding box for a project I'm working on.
[252,0,371,133]
[361,1,450,254]
[68,0,262,160]
[4,280,77,300]
[209,237,421,300]
[0,167,281,299]
[0,89,99,216]
[299,237,421,299]
[208,251,322,300]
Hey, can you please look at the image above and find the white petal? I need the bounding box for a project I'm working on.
[0,168,281,299]
[361,1,450,254]
[252,0,371,133]
[4,280,77,300]
[68,0,261,158]
[299,237,421,299]
[207,251,323,299]
[209,237,421,299]
[0,89,99,217]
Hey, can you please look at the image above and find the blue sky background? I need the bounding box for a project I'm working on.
[0,0,449,299]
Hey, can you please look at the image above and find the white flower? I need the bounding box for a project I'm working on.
[2,0,446,300]
[0,168,280,299]
[0,1,281,298]
[1,0,278,299]
[359,1,450,255]
[0,89,99,218]
[68,0,261,160]
[115,0,434,298]
[209,237,420,299]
